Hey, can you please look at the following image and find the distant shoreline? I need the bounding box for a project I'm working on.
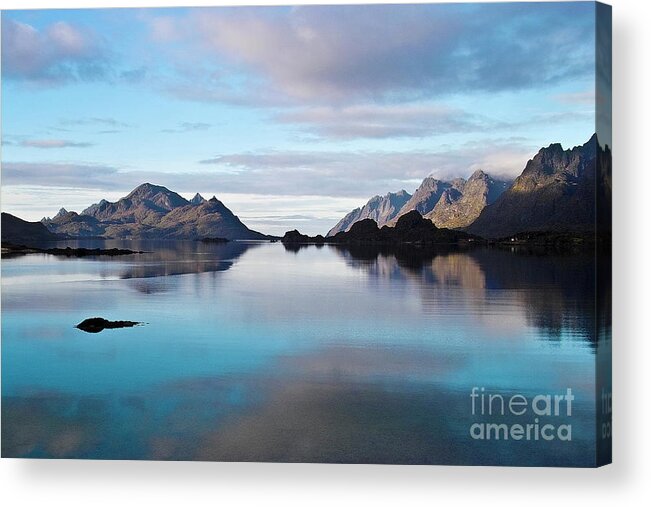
[0,242,142,258]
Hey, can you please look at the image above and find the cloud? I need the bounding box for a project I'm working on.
[161,122,212,134]
[1,162,120,188]
[60,117,131,128]
[149,3,595,104]
[55,117,133,135]
[1,18,110,85]
[120,66,149,83]
[275,104,500,140]
[148,15,180,43]
[19,139,93,149]
[197,141,535,197]
[2,139,534,199]
[2,136,19,146]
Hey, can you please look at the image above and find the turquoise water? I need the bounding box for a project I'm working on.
[1,241,604,465]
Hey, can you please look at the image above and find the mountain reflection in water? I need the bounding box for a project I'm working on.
[2,241,609,464]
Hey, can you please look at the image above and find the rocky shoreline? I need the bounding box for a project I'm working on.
[1,243,143,257]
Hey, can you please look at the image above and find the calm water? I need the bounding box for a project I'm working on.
[1,240,609,465]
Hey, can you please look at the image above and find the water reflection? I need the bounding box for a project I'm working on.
[1,241,609,465]
[331,244,605,346]
[2,393,105,458]
[4,239,262,281]
[1,344,596,465]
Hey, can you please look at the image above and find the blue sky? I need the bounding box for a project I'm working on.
[1,3,601,235]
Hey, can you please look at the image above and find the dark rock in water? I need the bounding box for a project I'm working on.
[76,318,143,333]
[45,246,142,257]
[282,230,326,244]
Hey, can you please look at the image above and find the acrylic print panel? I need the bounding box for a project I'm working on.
[0,2,612,466]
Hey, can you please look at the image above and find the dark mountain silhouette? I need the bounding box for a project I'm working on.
[2,212,61,245]
[285,210,478,246]
[467,134,607,238]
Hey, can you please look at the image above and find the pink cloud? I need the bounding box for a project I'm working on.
[20,139,93,149]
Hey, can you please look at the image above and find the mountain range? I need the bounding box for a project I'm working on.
[328,134,609,239]
[41,183,266,240]
[328,171,511,236]
[327,190,411,235]
[3,134,610,246]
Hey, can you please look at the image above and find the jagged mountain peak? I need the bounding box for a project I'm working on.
[42,207,73,223]
[390,177,452,220]
[127,182,167,195]
[468,169,488,180]
[332,168,513,235]
[532,134,599,168]
[467,133,603,238]
[418,176,446,189]
[81,183,190,221]
[190,193,207,205]
[126,183,188,205]
[369,189,409,202]
[326,189,412,236]
[579,132,599,157]
[426,170,511,229]
[522,134,599,180]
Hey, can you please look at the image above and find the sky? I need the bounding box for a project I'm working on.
[1,2,604,236]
